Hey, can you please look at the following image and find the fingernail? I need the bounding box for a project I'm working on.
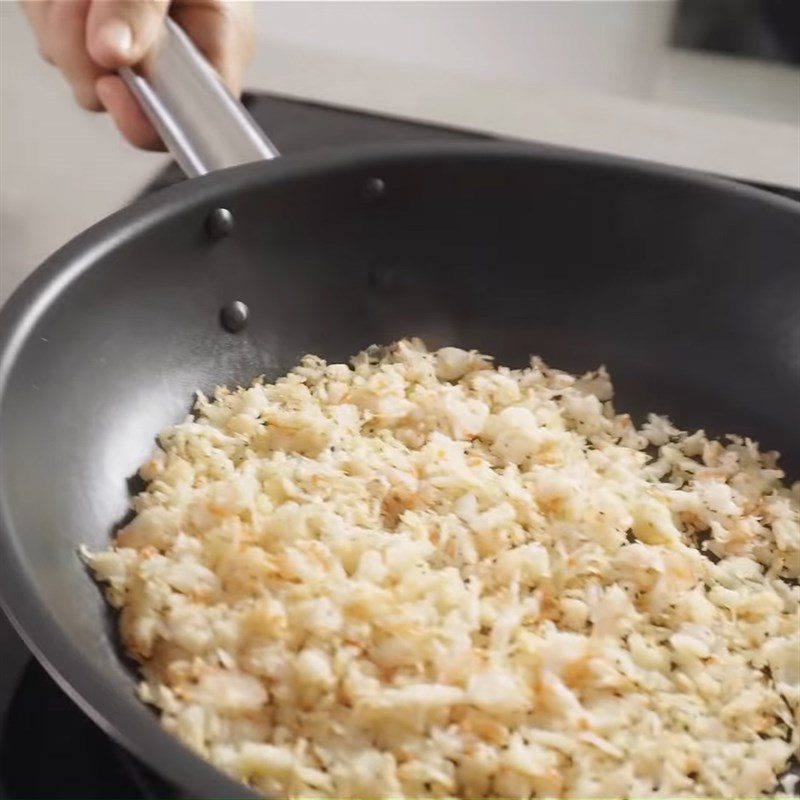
[99,19,133,57]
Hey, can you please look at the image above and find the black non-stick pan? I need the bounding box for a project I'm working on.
[0,20,798,800]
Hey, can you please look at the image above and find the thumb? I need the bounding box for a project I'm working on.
[87,0,170,69]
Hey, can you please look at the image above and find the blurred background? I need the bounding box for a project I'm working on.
[1,0,799,306]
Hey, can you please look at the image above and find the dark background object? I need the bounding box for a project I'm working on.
[672,0,800,64]
[1,661,169,799]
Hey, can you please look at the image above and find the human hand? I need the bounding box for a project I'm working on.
[22,0,254,150]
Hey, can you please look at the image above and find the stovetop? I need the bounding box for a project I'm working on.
[1,92,797,799]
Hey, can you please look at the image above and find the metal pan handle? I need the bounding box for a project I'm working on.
[119,18,278,178]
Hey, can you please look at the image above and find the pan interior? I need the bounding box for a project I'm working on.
[0,146,798,792]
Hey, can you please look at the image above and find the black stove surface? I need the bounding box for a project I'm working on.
[0,659,167,799]
[1,92,797,800]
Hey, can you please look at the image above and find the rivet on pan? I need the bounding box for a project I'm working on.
[206,207,235,239]
[220,300,249,333]
[362,177,386,202]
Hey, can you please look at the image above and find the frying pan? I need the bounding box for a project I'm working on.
[1,20,799,800]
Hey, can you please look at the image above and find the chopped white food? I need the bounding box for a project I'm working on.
[84,339,799,798]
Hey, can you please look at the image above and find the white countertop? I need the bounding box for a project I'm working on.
[251,39,800,190]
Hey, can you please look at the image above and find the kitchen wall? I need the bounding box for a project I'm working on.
[2,0,798,306]
[259,1,672,100]
[255,1,800,125]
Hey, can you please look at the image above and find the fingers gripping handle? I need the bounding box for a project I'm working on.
[119,18,278,178]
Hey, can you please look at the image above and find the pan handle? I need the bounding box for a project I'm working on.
[119,18,278,178]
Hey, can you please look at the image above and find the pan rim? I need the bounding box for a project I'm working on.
[0,139,798,799]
